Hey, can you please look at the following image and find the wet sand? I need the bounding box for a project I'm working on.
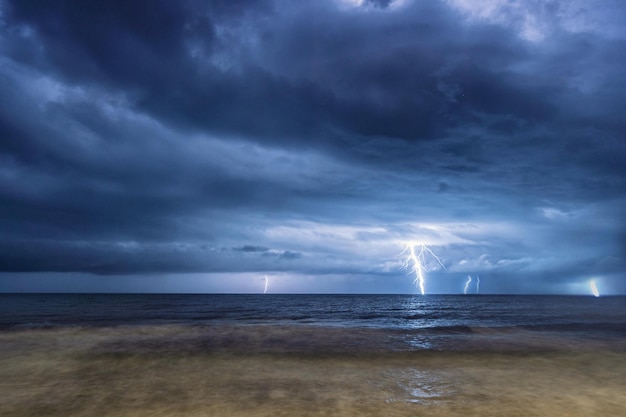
[1,325,625,416]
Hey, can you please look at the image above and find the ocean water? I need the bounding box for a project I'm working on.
[2,293,625,329]
[2,294,625,352]
[2,294,626,416]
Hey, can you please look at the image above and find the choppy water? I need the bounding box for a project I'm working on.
[2,293,624,335]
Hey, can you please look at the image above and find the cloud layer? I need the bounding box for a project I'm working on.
[1,0,624,293]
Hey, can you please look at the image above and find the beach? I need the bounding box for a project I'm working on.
[2,324,625,417]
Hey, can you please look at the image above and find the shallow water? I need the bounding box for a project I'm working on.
[2,294,624,415]
[1,324,625,417]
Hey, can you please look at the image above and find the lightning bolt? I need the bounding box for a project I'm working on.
[401,243,445,295]
[589,279,599,297]
[464,275,472,295]
[464,275,480,294]
[264,275,269,294]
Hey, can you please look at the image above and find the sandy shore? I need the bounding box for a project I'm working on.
[1,324,625,416]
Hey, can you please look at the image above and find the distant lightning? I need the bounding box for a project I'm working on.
[264,275,269,294]
[463,274,481,295]
[464,275,480,294]
[401,243,445,295]
[464,275,472,295]
[589,279,599,297]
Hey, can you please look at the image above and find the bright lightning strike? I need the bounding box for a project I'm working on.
[475,275,480,294]
[263,275,269,294]
[589,279,599,297]
[464,275,472,295]
[400,243,445,295]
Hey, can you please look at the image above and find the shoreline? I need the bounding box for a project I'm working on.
[2,324,626,416]
[3,321,625,353]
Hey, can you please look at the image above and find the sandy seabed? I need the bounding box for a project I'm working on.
[1,324,625,417]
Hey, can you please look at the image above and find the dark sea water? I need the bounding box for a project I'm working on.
[2,294,625,335]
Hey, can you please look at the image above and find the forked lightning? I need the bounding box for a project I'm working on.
[401,243,445,295]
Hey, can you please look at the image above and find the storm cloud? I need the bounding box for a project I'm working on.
[0,0,624,293]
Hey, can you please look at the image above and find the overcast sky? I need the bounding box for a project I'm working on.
[1,0,624,294]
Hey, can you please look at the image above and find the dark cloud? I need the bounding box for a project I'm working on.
[364,0,394,9]
[0,0,624,293]
[1,0,546,143]
[233,245,269,253]
[277,251,303,260]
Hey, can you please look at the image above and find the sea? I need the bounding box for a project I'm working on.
[2,293,625,338]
